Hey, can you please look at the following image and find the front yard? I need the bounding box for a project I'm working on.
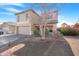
[0,31,74,56]
[0,31,79,56]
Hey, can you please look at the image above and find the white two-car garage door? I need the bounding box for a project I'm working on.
[18,26,32,35]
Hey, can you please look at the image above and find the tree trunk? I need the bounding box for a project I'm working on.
[40,25,46,40]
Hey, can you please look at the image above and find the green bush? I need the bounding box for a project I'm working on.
[49,29,52,32]
[33,29,41,37]
[59,28,78,36]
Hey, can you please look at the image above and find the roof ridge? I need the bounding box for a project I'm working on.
[15,9,40,16]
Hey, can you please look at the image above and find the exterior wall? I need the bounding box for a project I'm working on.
[16,12,28,22]
[52,24,57,31]
[28,11,40,24]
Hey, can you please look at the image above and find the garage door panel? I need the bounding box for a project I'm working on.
[18,26,31,35]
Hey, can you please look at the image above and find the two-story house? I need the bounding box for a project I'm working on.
[15,9,58,36]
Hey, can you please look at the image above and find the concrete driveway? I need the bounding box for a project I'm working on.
[0,34,26,53]
[64,36,79,56]
[11,34,74,56]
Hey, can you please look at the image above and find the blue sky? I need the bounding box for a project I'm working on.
[0,3,79,27]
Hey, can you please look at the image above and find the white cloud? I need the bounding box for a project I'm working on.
[0,12,14,16]
[0,3,24,7]
[9,3,23,6]
[4,8,21,13]
[57,15,74,28]
[57,20,73,28]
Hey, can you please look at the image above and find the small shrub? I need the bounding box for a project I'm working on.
[49,29,52,32]
[33,29,41,37]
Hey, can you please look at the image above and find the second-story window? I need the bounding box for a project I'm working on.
[26,14,28,18]
[17,16,19,22]
[26,14,28,21]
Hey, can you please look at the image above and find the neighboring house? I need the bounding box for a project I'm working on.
[0,22,10,35]
[0,22,3,29]
[2,22,17,34]
[0,29,8,35]
[15,9,58,35]
[73,23,79,31]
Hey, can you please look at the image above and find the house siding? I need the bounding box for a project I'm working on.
[28,11,40,25]
[16,12,28,22]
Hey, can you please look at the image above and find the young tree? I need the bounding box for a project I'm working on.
[38,3,60,40]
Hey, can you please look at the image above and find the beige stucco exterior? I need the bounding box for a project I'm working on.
[15,9,58,35]
[15,9,41,35]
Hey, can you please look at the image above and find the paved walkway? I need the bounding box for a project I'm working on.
[64,36,79,56]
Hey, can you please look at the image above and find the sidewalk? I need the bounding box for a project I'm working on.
[64,36,79,56]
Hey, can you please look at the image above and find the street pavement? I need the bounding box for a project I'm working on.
[0,34,26,53]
